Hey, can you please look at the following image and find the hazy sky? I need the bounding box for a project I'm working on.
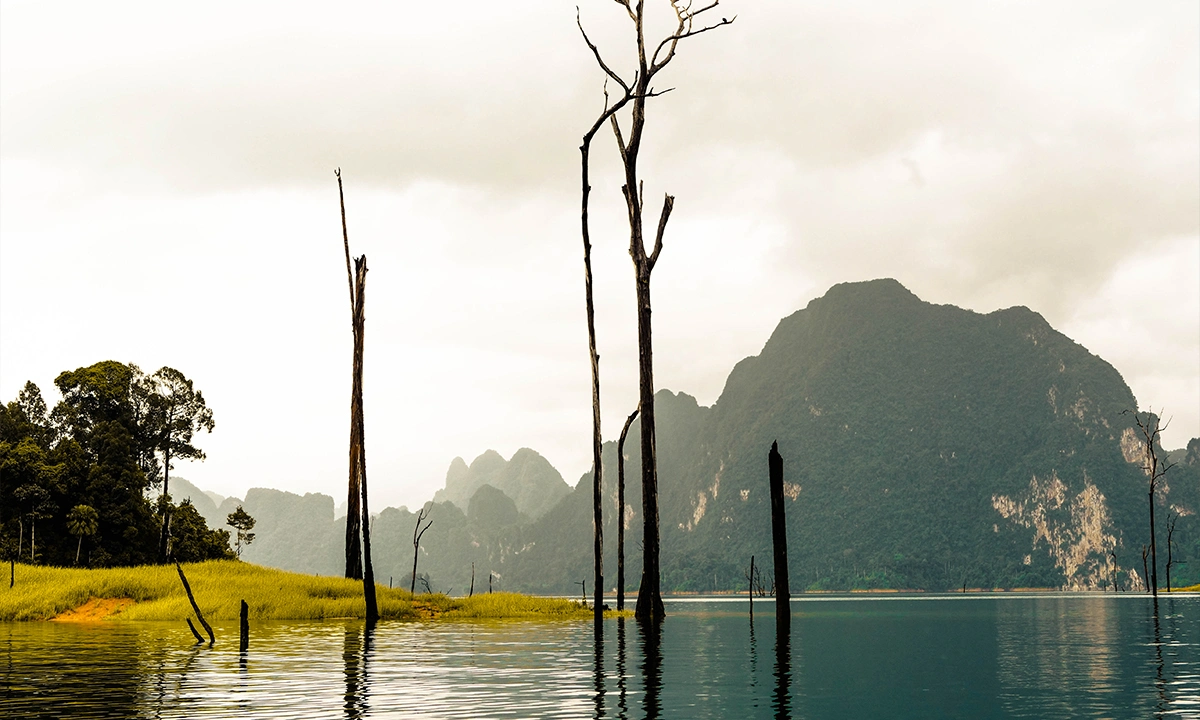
[2,1,1197,512]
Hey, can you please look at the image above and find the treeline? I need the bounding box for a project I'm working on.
[0,360,233,567]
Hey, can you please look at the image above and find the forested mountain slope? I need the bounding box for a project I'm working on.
[191,279,1200,593]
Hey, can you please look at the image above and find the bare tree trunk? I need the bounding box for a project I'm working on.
[748,555,755,616]
[617,407,638,612]
[176,561,214,646]
[411,506,432,594]
[1148,492,1158,596]
[159,449,172,559]
[470,562,475,597]
[339,169,363,581]
[351,256,378,622]
[769,441,790,618]
[1165,513,1177,593]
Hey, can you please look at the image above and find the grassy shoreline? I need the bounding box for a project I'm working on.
[0,561,627,622]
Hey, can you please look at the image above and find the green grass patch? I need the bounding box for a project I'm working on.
[0,562,630,622]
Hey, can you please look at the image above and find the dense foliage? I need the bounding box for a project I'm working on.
[0,361,233,567]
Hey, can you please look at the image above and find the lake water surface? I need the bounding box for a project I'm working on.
[3,594,1197,719]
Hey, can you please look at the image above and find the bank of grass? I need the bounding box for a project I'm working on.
[0,562,624,622]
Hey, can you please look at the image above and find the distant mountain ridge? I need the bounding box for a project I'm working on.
[433,448,570,520]
[183,279,1199,593]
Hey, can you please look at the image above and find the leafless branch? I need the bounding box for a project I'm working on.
[336,168,355,318]
[650,1,735,73]
[648,194,674,269]
[578,7,631,94]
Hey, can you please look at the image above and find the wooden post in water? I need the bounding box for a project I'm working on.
[239,600,249,652]
[768,441,790,622]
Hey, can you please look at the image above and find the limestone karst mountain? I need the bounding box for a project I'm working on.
[179,279,1199,593]
[433,448,570,520]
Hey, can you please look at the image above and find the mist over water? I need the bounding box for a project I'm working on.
[3,595,1197,719]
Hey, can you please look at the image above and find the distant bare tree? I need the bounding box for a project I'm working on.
[577,0,734,624]
[616,407,638,611]
[411,504,432,594]
[1128,408,1175,598]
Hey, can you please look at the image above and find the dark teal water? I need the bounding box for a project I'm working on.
[2,594,1197,719]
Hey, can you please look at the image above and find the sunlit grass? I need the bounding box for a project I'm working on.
[1172,583,1200,593]
[0,562,630,622]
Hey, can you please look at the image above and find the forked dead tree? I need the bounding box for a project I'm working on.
[337,169,378,622]
[616,407,639,611]
[1128,408,1175,598]
[578,0,734,624]
[411,504,432,594]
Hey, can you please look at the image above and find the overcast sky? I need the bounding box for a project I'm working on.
[2,0,1197,512]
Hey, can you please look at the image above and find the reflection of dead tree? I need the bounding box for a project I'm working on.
[617,407,639,612]
[1127,408,1175,598]
[578,0,734,623]
[410,505,432,594]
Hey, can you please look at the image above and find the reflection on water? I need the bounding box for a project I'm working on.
[773,615,791,720]
[2,595,1197,719]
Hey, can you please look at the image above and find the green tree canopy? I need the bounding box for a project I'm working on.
[226,505,256,558]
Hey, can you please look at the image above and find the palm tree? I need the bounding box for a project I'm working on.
[66,505,99,566]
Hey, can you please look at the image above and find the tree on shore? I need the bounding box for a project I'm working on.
[577,0,733,622]
[2,363,227,568]
[227,505,257,559]
[67,504,99,566]
[145,366,215,560]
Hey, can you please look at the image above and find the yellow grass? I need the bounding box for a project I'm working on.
[0,562,628,622]
[1173,584,1200,593]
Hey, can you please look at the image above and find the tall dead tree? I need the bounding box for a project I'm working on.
[578,13,638,623]
[339,170,363,582]
[578,0,734,624]
[1129,408,1174,598]
[337,169,378,622]
[617,407,639,611]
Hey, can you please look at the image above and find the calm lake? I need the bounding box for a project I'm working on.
[3,594,1197,719]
